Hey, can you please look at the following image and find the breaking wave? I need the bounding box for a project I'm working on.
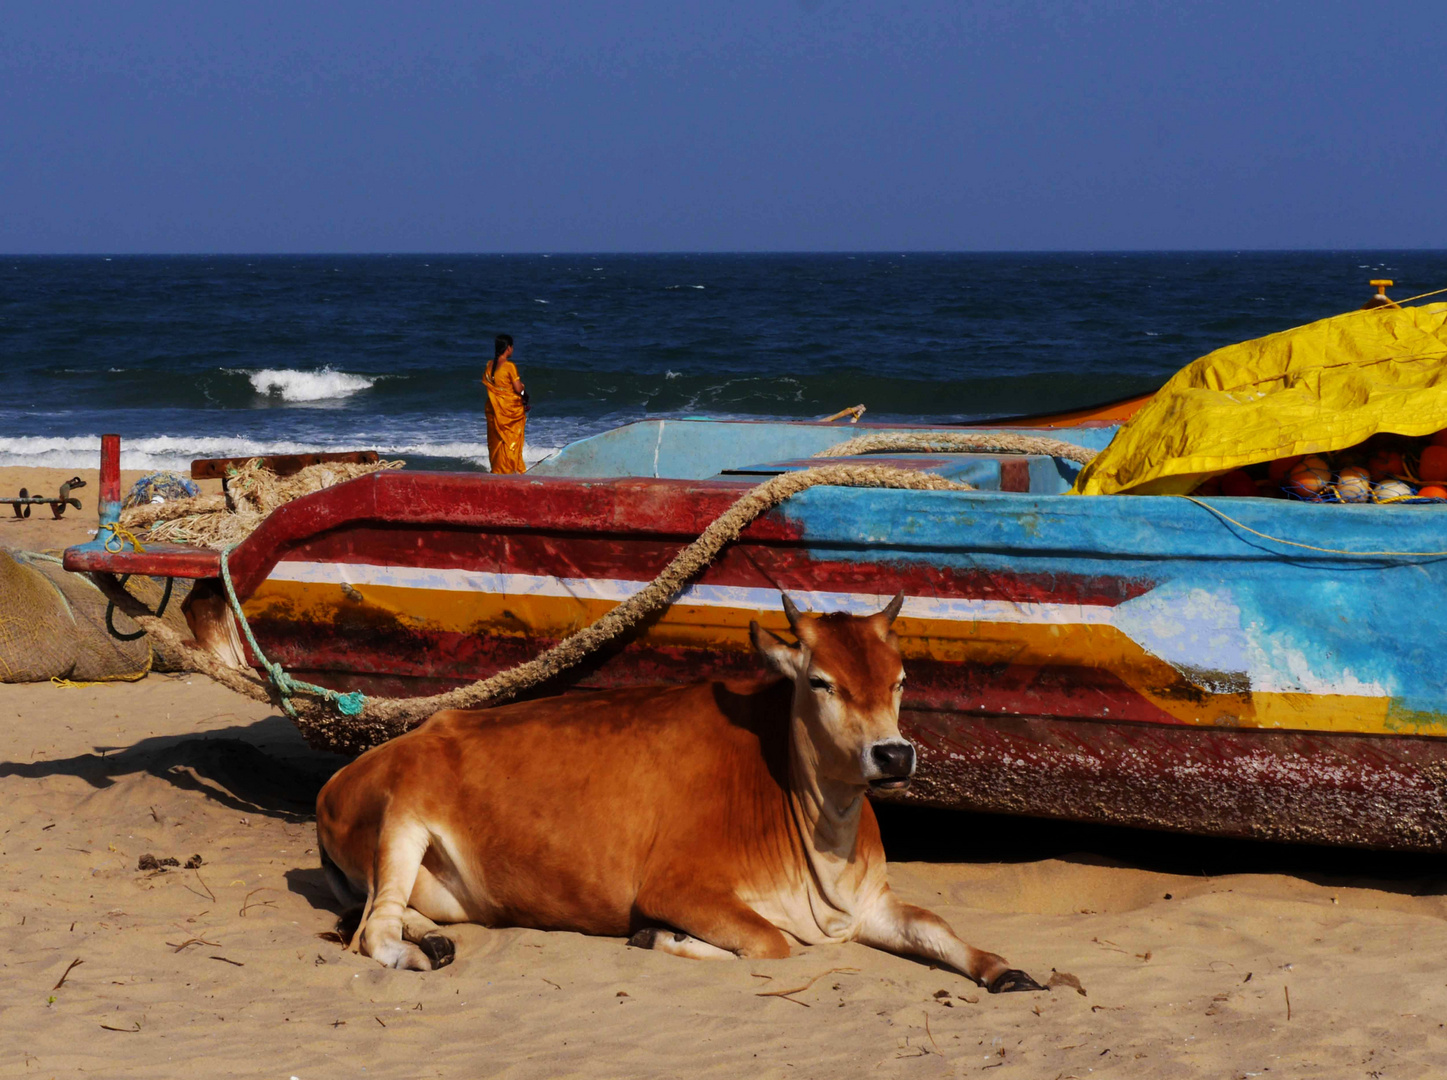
[0,436,559,472]
[240,367,379,402]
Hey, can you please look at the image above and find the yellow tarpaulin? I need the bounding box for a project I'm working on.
[1071,302,1447,495]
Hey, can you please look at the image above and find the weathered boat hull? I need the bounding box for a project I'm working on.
[64,420,1447,849]
[904,713,1447,851]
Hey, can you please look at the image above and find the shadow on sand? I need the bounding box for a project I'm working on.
[0,713,348,824]
[2,712,1442,898]
[874,801,1447,897]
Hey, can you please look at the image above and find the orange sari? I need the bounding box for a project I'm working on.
[483,358,527,474]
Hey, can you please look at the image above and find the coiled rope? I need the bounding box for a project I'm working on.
[127,463,991,755]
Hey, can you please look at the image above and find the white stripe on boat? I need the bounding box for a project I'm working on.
[262,560,1390,698]
[264,560,1116,626]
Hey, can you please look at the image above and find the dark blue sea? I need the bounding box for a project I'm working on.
[2,252,1443,471]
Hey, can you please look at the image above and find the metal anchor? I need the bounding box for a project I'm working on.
[1,477,87,519]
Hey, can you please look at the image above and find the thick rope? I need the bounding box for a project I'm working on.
[131,464,974,755]
[131,612,273,695]
[814,431,1097,465]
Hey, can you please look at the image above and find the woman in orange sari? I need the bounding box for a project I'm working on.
[483,334,528,474]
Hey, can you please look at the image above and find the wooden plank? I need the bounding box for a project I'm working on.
[1000,458,1031,492]
[63,541,222,578]
[191,450,379,480]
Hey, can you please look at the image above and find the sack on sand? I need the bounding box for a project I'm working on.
[0,549,193,683]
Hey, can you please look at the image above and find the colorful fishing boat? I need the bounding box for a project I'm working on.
[63,298,1447,852]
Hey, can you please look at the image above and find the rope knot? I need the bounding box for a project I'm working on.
[265,662,293,692]
[101,523,146,554]
[334,691,367,716]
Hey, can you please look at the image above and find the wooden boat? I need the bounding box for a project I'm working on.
[64,403,1447,853]
[963,389,1154,429]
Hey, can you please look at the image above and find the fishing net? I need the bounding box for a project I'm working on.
[0,549,193,683]
[122,458,404,548]
[123,471,200,508]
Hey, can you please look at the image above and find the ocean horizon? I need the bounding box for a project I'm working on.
[4,250,1444,473]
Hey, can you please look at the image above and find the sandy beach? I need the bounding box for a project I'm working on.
[0,467,226,555]
[8,0,1442,1071]
[3,663,1447,1078]
[4,465,1447,1077]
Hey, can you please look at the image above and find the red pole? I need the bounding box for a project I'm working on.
[99,434,121,528]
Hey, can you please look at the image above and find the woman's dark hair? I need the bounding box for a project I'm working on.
[494,334,514,359]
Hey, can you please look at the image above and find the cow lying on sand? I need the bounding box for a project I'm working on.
[315,595,1044,993]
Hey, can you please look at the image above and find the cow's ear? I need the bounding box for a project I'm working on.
[750,620,803,677]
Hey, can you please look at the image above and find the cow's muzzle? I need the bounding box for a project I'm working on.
[867,740,915,790]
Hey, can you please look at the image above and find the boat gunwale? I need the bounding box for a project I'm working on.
[63,466,1447,590]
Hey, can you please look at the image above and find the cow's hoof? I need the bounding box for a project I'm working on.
[988,969,1046,994]
[417,932,455,970]
[334,906,363,945]
[627,928,687,950]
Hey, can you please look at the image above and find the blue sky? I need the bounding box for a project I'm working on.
[3,1,1443,252]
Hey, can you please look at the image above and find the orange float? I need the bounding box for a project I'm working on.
[1419,445,1447,481]
[1287,456,1332,499]
[1368,448,1404,480]
[1267,456,1302,482]
[1219,470,1257,497]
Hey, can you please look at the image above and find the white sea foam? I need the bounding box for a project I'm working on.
[241,367,378,402]
[0,435,318,471]
[0,435,560,472]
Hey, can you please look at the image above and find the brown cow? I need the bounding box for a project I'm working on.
[315,595,1044,993]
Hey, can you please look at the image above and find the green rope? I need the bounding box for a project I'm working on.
[218,545,367,719]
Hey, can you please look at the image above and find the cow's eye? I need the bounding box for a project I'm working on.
[808,676,834,694]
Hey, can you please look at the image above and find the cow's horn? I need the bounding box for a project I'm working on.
[880,591,905,625]
[781,592,803,630]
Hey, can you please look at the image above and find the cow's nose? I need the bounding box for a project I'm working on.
[871,741,915,777]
